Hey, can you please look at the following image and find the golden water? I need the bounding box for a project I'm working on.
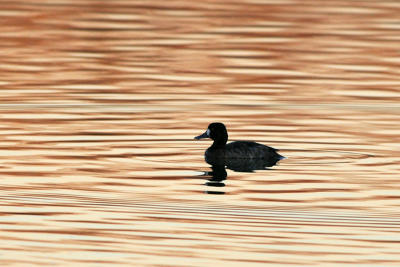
[1,0,400,266]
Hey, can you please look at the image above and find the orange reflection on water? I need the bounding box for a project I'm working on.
[1,0,400,265]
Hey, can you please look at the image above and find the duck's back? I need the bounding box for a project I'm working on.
[224,141,281,159]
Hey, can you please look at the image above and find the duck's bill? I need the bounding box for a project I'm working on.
[194,131,209,140]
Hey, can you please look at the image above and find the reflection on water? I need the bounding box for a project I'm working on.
[203,164,227,189]
[201,154,281,194]
[201,147,282,194]
[1,0,400,265]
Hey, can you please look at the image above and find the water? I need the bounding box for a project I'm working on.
[1,0,400,265]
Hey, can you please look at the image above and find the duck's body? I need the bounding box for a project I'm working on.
[205,141,279,159]
[195,122,283,167]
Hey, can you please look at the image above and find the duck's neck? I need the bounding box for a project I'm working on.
[210,136,227,149]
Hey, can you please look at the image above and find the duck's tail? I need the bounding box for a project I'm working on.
[277,152,286,161]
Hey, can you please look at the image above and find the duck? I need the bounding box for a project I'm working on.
[194,122,284,168]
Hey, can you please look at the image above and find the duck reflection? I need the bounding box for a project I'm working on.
[203,164,226,187]
[201,155,282,194]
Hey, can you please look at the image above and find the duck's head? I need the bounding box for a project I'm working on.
[195,122,228,147]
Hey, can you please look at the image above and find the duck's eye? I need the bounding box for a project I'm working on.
[206,129,210,136]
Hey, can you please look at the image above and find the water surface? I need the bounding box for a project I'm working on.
[1,0,400,266]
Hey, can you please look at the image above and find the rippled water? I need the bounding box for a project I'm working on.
[1,0,400,266]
